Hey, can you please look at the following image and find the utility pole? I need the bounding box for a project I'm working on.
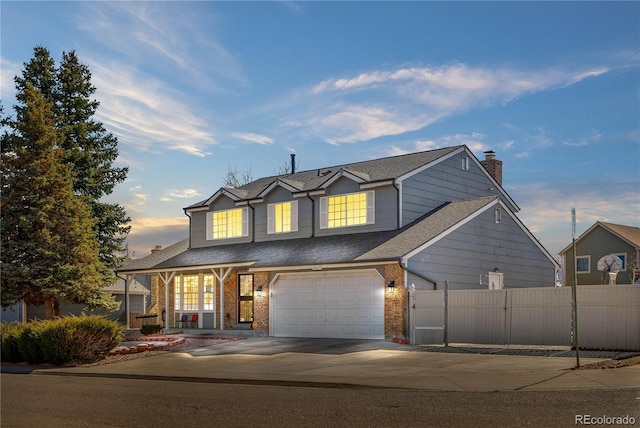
[571,208,580,368]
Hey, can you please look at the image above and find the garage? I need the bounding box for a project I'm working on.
[270,270,385,339]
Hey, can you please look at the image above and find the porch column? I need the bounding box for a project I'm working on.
[157,271,176,330]
[125,274,133,329]
[212,267,233,331]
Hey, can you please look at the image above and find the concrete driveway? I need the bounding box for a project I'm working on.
[26,337,640,392]
[185,337,410,356]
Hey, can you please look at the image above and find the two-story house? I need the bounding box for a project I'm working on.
[119,145,558,340]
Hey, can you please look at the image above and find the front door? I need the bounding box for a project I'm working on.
[238,274,254,323]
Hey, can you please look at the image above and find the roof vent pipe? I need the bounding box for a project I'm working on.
[290,153,296,174]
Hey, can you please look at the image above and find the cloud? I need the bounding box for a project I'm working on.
[75,2,247,91]
[89,61,215,157]
[512,182,640,257]
[562,129,602,147]
[0,57,20,101]
[160,188,201,202]
[387,132,489,156]
[232,132,275,145]
[301,63,611,145]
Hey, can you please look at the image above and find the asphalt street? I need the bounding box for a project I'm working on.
[2,374,639,428]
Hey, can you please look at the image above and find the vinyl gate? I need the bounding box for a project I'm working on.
[409,285,640,350]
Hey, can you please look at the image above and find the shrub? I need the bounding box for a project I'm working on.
[2,316,123,365]
[17,322,47,364]
[1,322,26,363]
[140,324,163,336]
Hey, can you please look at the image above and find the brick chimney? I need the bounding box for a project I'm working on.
[481,150,502,185]
[150,245,162,254]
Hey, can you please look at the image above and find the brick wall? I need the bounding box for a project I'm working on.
[253,272,270,335]
[384,263,406,339]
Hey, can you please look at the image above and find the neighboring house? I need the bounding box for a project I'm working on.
[119,145,558,340]
[0,277,150,324]
[560,222,640,286]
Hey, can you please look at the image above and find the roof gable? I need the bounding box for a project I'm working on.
[186,145,464,209]
[560,221,640,254]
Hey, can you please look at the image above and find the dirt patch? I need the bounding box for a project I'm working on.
[576,355,640,370]
[80,336,245,367]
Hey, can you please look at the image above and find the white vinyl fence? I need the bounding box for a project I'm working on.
[409,285,640,350]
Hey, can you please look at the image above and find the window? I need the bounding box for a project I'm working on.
[267,201,298,234]
[203,275,215,311]
[207,207,248,240]
[613,253,627,271]
[494,207,502,224]
[320,191,374,229]
[238,274,254,323]
[181,275,199,311]
[461,156,469,170]
[576,256,590,274]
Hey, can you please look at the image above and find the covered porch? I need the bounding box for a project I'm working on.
[121,261,258,332]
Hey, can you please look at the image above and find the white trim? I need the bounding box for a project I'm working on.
[207,207,249,240]
[576,255,591,274]
[267,200,298,234]
[119,261,256,276]
[319,190,375,230]
[247,260,395,273]
[185,206,209,213]
[359,180,394,190]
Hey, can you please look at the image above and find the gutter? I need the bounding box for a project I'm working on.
[399,261,437,290]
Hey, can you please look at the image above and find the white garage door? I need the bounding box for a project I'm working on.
[271,270,385,339]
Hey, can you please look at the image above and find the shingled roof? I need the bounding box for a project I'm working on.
[186,145,463,209]
[119,197,499,273]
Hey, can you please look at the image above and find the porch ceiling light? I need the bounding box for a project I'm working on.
[387,280,395,294]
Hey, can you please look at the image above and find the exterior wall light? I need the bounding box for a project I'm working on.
[387,280,395,294]
[255,285,263,297]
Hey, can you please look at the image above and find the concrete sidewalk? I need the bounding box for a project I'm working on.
[33,338,640,392]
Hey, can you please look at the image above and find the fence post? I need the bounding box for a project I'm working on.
[444,280,449,347]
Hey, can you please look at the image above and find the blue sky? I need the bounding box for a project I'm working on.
[2,1,639,260]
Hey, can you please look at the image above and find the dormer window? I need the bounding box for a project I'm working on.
[268,201,298,234]
[320,191,375,229]
[206,207,248,240]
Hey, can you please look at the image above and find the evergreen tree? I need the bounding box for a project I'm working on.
[9,46,130,274]
[1,84,118,318]
[56,51,130,271]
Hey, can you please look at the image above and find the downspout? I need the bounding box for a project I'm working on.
[247,201,255,243]
[393,180,400,229]
[183,209,192,248]
[399,261,437,290]
[306,193,315,238]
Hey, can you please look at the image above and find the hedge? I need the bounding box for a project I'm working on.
[1,315,123,365]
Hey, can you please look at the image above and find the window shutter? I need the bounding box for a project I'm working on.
[267,204,275,234]
[242,207,249,237]
[319,197,328,229]
[366,190,375,224]
[291,200,298,232]
[206,212,213,240]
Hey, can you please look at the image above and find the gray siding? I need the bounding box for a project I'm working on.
[406,207,555,290]
[254,187,313,242]
[314,177,398,237]
[190,195,253,249]
[563,227,637,285]
[401,153,514,226]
